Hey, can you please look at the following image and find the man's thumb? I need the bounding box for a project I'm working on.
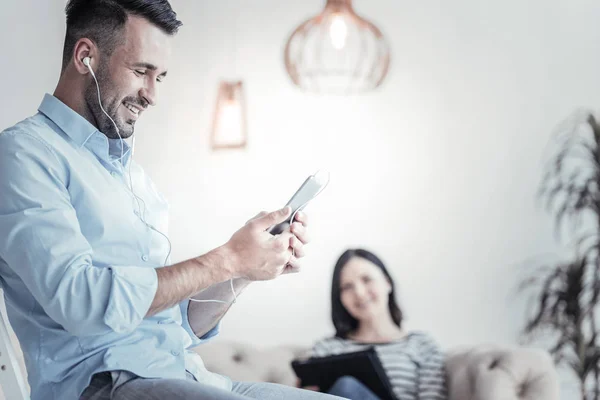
[254,206,291,231]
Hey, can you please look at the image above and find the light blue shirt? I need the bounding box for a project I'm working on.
[0,94,230,400]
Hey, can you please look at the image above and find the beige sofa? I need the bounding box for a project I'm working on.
[0,332,560,400]
[194,341,561,400]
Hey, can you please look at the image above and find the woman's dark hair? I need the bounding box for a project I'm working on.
[331,249,403,338]
[62,0,183,71]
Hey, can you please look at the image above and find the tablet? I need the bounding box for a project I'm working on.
[291,347,396,400]
[268,170,329,235]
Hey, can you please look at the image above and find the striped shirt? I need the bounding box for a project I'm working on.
[312,331,447,400]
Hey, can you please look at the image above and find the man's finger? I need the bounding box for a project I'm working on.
[290,222,310,245]
[290,236,305,258]
[293,211,309,226]
[251,206,291,232]
[283,256,301,274]
[246,211,268,225]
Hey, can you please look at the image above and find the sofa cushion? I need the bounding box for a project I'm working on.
[193,341,308,387]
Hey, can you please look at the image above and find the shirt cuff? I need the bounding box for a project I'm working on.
[179,299,221,348]
[104,266,158,334]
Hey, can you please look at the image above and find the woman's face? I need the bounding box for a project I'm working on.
[339,257,392,322]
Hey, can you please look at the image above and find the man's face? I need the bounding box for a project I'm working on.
[85,15,172,139]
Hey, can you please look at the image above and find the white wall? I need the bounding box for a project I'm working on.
[3,0,600,397]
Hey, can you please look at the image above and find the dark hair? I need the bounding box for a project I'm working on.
[331,249,403,338]
[62,0,183,71]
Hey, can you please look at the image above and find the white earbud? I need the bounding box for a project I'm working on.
[84,55,121,139]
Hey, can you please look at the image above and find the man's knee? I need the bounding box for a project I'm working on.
[329,376,363,394]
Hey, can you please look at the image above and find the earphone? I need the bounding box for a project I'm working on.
[83,56,237,304]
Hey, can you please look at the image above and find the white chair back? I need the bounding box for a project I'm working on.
[0,300,29,400]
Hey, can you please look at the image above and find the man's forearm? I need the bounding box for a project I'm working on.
[146,246,234,317]
[187,278,252,337]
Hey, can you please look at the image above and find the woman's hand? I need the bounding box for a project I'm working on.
[302,385,320,391]
[296,378,320,391]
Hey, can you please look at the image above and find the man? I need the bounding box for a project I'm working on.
[0,1,342,399]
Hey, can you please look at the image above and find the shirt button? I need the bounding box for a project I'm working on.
[111,171,118,177]
[142,255,149,262]
[134,210,140,216]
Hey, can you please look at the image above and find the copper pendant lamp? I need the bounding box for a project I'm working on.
[210,81,248,150]
[284,0,391,94]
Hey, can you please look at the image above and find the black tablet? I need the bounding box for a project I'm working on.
[291,347,396,400]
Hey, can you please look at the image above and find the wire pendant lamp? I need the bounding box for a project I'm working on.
[284,0,391,94]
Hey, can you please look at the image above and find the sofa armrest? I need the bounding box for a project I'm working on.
[446,345,560,400]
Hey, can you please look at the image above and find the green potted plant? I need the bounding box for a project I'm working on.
[519,112,600,400]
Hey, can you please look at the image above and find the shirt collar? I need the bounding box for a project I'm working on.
[38,93,131,165]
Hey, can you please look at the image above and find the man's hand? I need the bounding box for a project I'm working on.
[222,207,312,281]
[222,207,295,281]
[186,208,312,336]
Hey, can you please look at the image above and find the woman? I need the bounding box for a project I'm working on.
[308,249,447,400]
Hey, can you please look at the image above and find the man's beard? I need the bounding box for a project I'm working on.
[84,65,135,139]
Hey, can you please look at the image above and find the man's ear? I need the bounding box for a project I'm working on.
[73,38,98,74]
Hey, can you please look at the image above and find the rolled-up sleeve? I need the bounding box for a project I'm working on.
[0,131,157,337]
[179,299,220,348]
